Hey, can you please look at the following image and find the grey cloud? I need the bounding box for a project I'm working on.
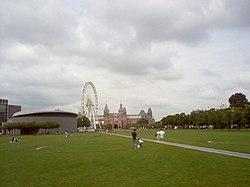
[92,0,211,44]
[1,0,250,119]
[48,40,178,80]
[223,0,250,28]
[91,0,250,45]
[0,1,76,46]
[235,71,250,90]
[2,0,249,80]
[200,69,220,77]
[1,77,81,113]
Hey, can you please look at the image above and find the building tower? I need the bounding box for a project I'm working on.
[0,99,8,125]
[118,104,127,129]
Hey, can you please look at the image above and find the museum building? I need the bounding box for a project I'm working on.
[99,103,155,129]
[12,111,78,134]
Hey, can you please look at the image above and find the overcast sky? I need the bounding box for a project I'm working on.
[1,0,250,121]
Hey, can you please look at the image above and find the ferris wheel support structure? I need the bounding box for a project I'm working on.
[81,82,101,130]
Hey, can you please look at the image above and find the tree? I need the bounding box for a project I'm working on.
[229,93,249,108]
[207,108,217,127]
[6,122,61,135]
[77,116,90,127]
[243,106,250,129]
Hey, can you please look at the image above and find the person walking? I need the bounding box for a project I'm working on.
[131,129,137,149]
[159,129,165,142]
[155,131,160,141]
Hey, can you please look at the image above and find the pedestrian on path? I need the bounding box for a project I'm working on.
[155,131,160,141]
[159,130,165,142]
[131,129,137,149]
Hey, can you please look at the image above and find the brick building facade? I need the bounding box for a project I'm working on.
[99,103,154,129]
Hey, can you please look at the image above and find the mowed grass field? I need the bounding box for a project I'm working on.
[0,130,249,187]
[115,129,250,154]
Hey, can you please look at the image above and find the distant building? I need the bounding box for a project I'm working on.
[0,99,8,125]
[99,103,154,129]
[0,99,21,134]
[12,111,78,135]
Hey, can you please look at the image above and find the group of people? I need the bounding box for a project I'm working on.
[131,128,166,149]
[155,130,166,142]
[131,129,144,149]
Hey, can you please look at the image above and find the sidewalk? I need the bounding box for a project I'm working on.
[112,133,250,160]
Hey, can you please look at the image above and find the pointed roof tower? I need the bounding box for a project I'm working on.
[104,104,109,114]
[119,103,123,113]
[147,107,152,118]
[123,107,127,114]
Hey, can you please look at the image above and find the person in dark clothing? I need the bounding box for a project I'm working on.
[131,129,137,149]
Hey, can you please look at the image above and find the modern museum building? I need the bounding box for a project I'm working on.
[12,111,78,134]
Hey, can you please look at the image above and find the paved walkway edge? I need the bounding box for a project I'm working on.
[111,133,250,160]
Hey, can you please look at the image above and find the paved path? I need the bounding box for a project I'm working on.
[111,133,250,160]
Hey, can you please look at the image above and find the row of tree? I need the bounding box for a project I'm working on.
[76,93,249,130]
[1,121,61,135]
[126,121,163,129]
[161,93,250,129]
[161,106,250,129]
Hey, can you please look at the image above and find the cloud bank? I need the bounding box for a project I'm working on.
[1,0,250,120]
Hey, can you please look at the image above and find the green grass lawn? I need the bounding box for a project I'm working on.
[115,129,250,154]
[0,132,249,187]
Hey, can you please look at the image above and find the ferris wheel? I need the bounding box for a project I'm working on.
[81,82,101,130]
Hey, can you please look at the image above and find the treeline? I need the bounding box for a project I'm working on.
[126,122,163,129]
[161,106,250,129]
[1,121,61,135]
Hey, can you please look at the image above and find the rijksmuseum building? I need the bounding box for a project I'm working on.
[99,103,155,129]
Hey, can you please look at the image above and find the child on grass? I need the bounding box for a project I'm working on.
[138,137,144,148]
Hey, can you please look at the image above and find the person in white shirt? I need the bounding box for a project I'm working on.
[159,130,165,142]
[155,131,161,141]
[138,138,144,147]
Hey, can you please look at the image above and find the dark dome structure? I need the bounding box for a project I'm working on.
[13,111,78,134]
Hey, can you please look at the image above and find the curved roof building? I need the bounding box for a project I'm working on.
[13,111,78,134]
